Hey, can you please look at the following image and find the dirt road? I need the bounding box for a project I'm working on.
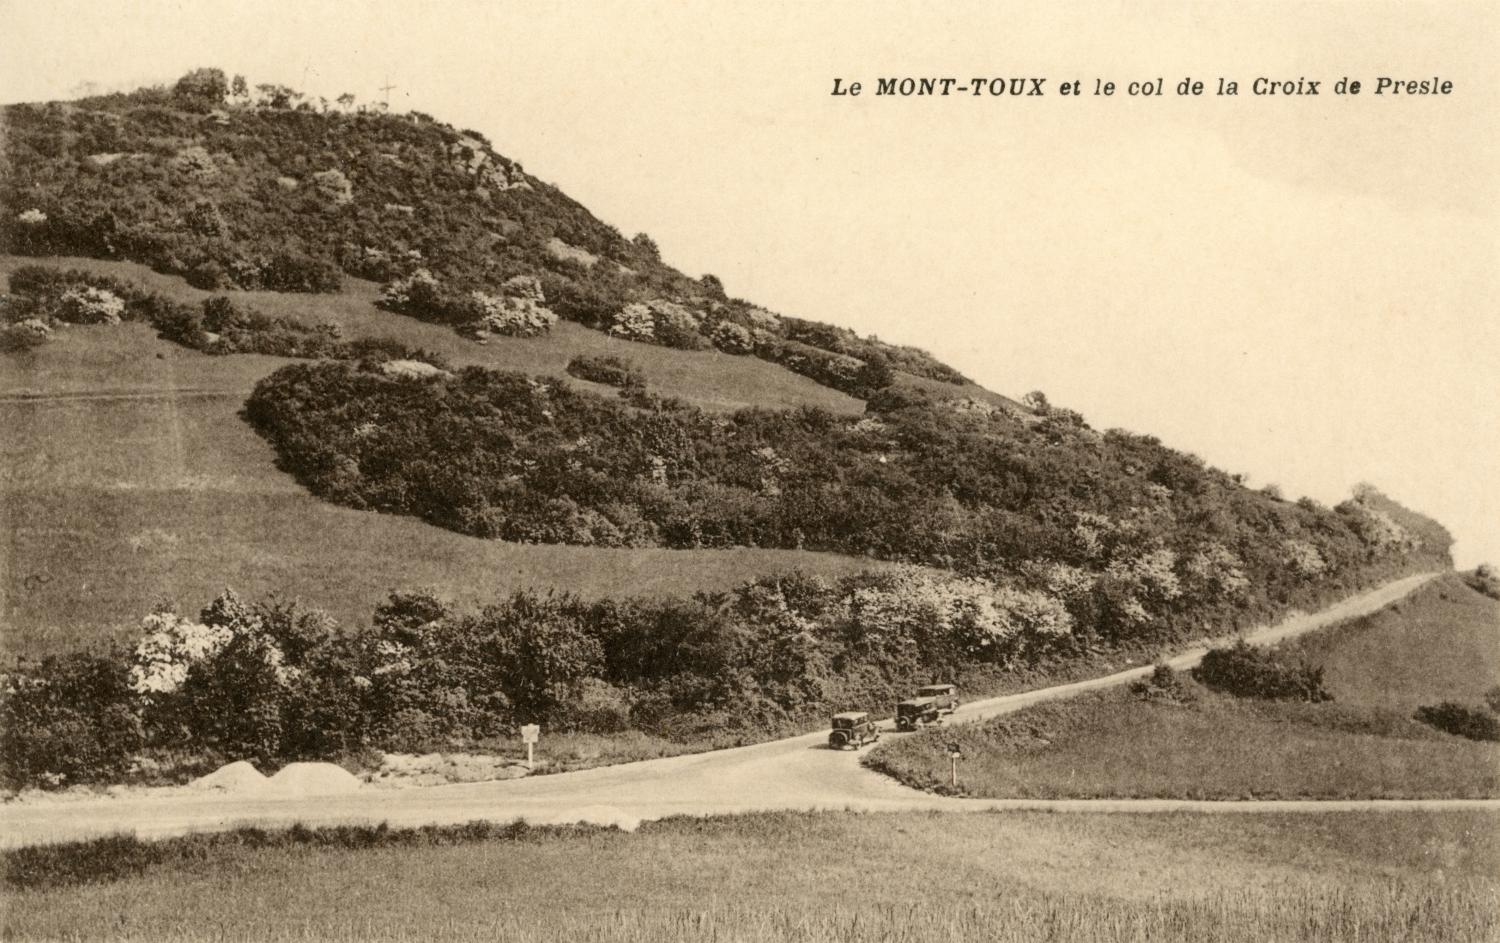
[7,572,1492,848]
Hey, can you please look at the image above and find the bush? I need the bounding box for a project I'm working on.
[1193,641,1331,701]
[1464,564,1500,600]
[565,354,644,388]
[0,322,50,353]
[1414,702,1500,742]
[1,653,144,789]
[1128,663,1196,704]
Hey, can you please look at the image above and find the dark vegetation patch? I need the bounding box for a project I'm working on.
[1464,564,1500,600]
[3,819,592,891]
[1414,702,1500,742]
[565,353,644,390]
[1193,640,1331,702]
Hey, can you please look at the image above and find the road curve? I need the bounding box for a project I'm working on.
[8,572,1492,848]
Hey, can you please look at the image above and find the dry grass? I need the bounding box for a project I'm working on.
[868,577,1500,799]
[5,810,1496,941]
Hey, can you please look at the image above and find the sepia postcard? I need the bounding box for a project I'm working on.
[1,2,1496,940]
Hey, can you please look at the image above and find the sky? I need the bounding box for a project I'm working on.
[3,1,1496,566]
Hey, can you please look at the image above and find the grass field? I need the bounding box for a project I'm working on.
[0,380,888,657]
[867,575,1500,799]
[0,256,907,655]
[5,809,1496,941]
[0,255,867,414]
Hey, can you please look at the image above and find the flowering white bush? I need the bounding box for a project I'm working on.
[710,320,755,354]
[380,268,440,310]
[1184,543,1250,597]
[651,300,701,335]
[371,639,415,677]
[129,612,232,694]
[1071,512,1114,561]
[58,287,126,325]
[741,305,781,332]
[1027,560,1096,603]
[609,302,656,340]
[1106,548,1183,602]
[840,566,1071,656]
[470,276,557,337]
[15,318,52,337]
[311,168,354,206]
[1343,504,1417,553]
[1281,539,1329,578]
[17,208,47,225]
[825,354,865,385]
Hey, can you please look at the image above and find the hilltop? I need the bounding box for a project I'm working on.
[0,68,985,405]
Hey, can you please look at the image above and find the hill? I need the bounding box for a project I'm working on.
[0,280,889,657]
[0,72,984,404]
[0,71,1459,791]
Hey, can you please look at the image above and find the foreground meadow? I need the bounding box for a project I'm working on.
[6,809,1497,942]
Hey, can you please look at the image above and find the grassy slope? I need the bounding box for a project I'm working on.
[0,255,866,414]
[6,810,1496,942]
[867,575,1500,799]
[0,266,893,656]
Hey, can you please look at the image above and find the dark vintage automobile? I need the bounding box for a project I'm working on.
[916,683,959,715]
[895,696,943,731]
[828,711,881,750]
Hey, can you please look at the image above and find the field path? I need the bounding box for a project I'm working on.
[7,571,1493,848]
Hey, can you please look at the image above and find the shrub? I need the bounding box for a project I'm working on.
[1414,702,1500,742]
[58,287,126,324]
[1486,686,1500,715]
[709,320,755,355]
[0,321,50,353]
[1194,641,1331,701]
[565,354,643,388]
[1,653,144,789]
[1465,564,1500,600]
[468,277,558,337]
[1128,663,1196,704]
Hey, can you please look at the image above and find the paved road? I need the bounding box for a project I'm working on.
[8,572,1493,848]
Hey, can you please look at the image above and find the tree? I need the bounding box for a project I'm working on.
[174,68,228,104]
[231,74,249,99]
[1021,390,1051,414]
[337,92,356,112]
[255,83,298,110]
[632,232,661,260]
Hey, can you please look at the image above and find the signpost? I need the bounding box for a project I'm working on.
[521,723,540,770]
[948,742,963,789]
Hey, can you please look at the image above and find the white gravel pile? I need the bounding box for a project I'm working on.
[190,760,270,793]
[265,762,364,797]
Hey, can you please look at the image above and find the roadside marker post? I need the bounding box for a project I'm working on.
[948,742,962,789]
[521,723,540,770]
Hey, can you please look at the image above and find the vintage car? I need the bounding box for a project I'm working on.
[895,696,943,731]
[916,683,959,715]
[828,711,881,750]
